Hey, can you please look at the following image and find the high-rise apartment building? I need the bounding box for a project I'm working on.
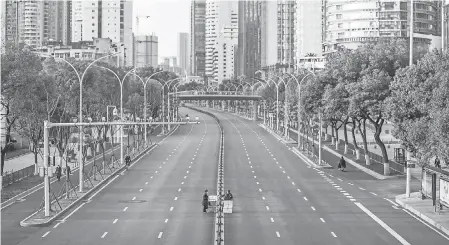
[323,0,441,54]
[190,0,206,77]
[71,0,133,66]
[134,35,158,68]
[261,0,296,73]
[236,0,263,78]
[215,26,238,83]
[1,0,71,49]
[295,1,322,60]
[205,0,238,84]
[178,32,189,74]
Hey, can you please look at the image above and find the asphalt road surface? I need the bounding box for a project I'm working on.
[7,108,219,245]
[205,108,449,245]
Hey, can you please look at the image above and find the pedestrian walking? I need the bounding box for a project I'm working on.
[56,165,62,181]
[338,156,346,171]
[66,165,71,176]
[435,156,441,168]
[202,189,209,213]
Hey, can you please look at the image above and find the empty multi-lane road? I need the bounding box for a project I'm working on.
[2,106,449,245]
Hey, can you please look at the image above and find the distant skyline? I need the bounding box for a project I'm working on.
[133,0,190,62]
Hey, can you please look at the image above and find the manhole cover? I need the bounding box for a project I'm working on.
[15,198,26,203]
[119,200,146,203]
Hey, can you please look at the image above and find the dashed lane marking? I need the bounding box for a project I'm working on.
[158,232,163,239]
[123,207,128,211]
[262,197,266,200]
[331,232,337,238]
[259,188,262,192]
[113,219,118,224]
[276,231,280,238]
[370,192,378,196]
[297,189,301,192]
[170,207,174,211]
[132,197,136,200]
[145,182,148,185]
[42,231,51,238]
[101,232,108,238]
[304,197,308,201]
[174,197,178,200]
[266,206,270,210]
[359,187,366,190]
[320,218,326,223]
[53,223,60,228]
[311,206,316,211]
[271,218,274,222]
[139,189,143,192]
[165,219,169,223]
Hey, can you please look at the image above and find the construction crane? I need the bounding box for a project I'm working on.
[136,15,150,36]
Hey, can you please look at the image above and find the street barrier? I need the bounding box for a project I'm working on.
[185,105,224,245]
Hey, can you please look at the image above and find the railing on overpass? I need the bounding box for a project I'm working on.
[176,90,255,96]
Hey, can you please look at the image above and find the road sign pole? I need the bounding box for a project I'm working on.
[406,151,411,198]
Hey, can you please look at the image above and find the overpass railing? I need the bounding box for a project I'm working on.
[177,90,256,96]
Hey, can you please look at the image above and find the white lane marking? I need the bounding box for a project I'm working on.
[123,207,128,211]
[254,176,257,179]
[340,191,346,193]
[276,231,280,238]
[113,219,118,224]
[355,202,411,245]
[347,196,354,198]
[311,206,316,211]
[337,188,343,191]
[348,183,354,185]
[320,218,326,223]
[384,198,399,207]
[259,188,262,192]
[297,189,301,192]
[329,175,334,177]
[170,207,174,211]
[174,197,178,201]
[155,171,158,173]
[158,232,163,239]
[343,193,350,196]
[139,189,143,192]
[292,182,295,185]
[184,176,187,179]
[338,178,343,181]
[273,158,276,161]
[145,182,148,185]
[42,231,51,237]
[159,166,162,169]
[370,192,378,196]
[262,196,265,200]
[256,182,259,185]
[332,183,337,186]
[304,197,308,201]
[186,171,189,173]
[151,176,153,179]
[132,197,136,200]
[331,232,337,238]
[62,203,85,221]
[181,182,184,185]
[402,209,449,241]
[287,176,291,179]
[101,232,108,238]
[252,170,255,173]
[271,217,274,222]
[359,187,366,190]
[53,223,60,228]
[189,166,191,168]
[350,199,357,202]
[165,219,169,223]
[282,170,286,173]
[334,186,340,188]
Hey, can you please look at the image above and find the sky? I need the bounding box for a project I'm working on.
[132,0,190,61]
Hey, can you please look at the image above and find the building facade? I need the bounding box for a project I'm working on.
[190,0,206,77]
[205,0,238,84]
[323,0,442,54]
[134,35,158,68]
[177,32,189,74]
[215,26,238,83]
[294,0,322,61]
[71,0,133,66]
[236,0,263,79]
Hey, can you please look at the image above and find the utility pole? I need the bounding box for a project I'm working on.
[406,0,414,198]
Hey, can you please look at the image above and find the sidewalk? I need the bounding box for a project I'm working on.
[396,192,449,237]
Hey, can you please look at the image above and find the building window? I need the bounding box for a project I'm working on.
[338,23,343,28]
[336,14,342,19]
[336,5,341,10]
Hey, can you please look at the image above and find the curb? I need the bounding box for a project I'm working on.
[19,143,158,227]
[395,194,449,237]
[322,145,398,180]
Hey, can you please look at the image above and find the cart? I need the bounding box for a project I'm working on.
[207,195,217,213]
[223,200,233,213]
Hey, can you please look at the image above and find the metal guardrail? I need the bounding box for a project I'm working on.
[2,164,36,187]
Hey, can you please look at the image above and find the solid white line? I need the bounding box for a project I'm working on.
[304,197,308,201]
[101,232,108,238]
[62,203,86,222]
[311,206,316,211]
[271,217,274,222]
[53,223,60,228]
[170,207,174,211]
[276,231,280,238]
[165,219,169,223]
[132,197,136,200]
[384,198,399,206]
[402,209,449,240]
[88,175,120,201]
[355,202,411,245]
[266,206,270,210]
[174,197,178,200]
[320,218,326,223]
[331,232,337,238]
[42,231,51,238]
[113,219,118,224]
[123,207,128,211]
